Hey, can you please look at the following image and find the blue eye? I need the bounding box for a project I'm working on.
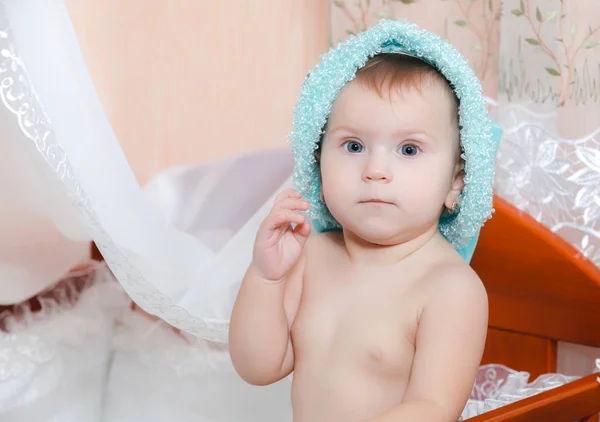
[344,141,364,153]
[399,144,419,156]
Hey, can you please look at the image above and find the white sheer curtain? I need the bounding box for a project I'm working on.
[0,0,294,342]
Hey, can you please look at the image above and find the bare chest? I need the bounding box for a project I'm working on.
[291,264,421,380]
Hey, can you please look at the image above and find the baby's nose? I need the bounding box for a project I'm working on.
[362,160,392,182]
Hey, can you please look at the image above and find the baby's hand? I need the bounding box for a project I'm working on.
[252,188,311,283]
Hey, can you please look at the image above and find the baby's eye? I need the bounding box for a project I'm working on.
[344,141,364,153]
[399,144,419,156]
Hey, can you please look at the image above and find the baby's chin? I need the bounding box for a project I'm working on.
[344,218,409,246]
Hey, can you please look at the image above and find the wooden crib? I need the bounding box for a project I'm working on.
[466,195,600,421]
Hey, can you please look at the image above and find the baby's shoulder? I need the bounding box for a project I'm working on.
[422,258,487,308]
[415,258,488,342]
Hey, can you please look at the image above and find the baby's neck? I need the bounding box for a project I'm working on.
[340,226,442,266]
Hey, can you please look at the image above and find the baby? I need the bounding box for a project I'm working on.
[230,21,494,422]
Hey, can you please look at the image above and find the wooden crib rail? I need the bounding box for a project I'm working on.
[465,373,600,422]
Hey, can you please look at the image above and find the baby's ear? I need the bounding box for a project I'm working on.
[451,162,465,192]
[445,162,464,211]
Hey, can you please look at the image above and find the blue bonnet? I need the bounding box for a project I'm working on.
[289,20,502,263]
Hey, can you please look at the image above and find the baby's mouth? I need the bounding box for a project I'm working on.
[360,198,395,205]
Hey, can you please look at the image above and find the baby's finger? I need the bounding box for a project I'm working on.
[269,210,305,230]
[274,188,301,204]
[276,197,310,212]
[293,220,311,240]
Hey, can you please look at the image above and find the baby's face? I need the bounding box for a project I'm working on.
[319,79,462,245]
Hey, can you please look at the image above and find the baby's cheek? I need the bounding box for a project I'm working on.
[406,180,447,210]
[322,166,354,193]
[323,182,353,209]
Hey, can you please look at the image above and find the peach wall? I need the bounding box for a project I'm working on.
[65,0,331,184]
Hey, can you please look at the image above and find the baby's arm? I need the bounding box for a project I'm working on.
[229,188,310,386]
[366,267,488,422]
[229,255,304,385]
